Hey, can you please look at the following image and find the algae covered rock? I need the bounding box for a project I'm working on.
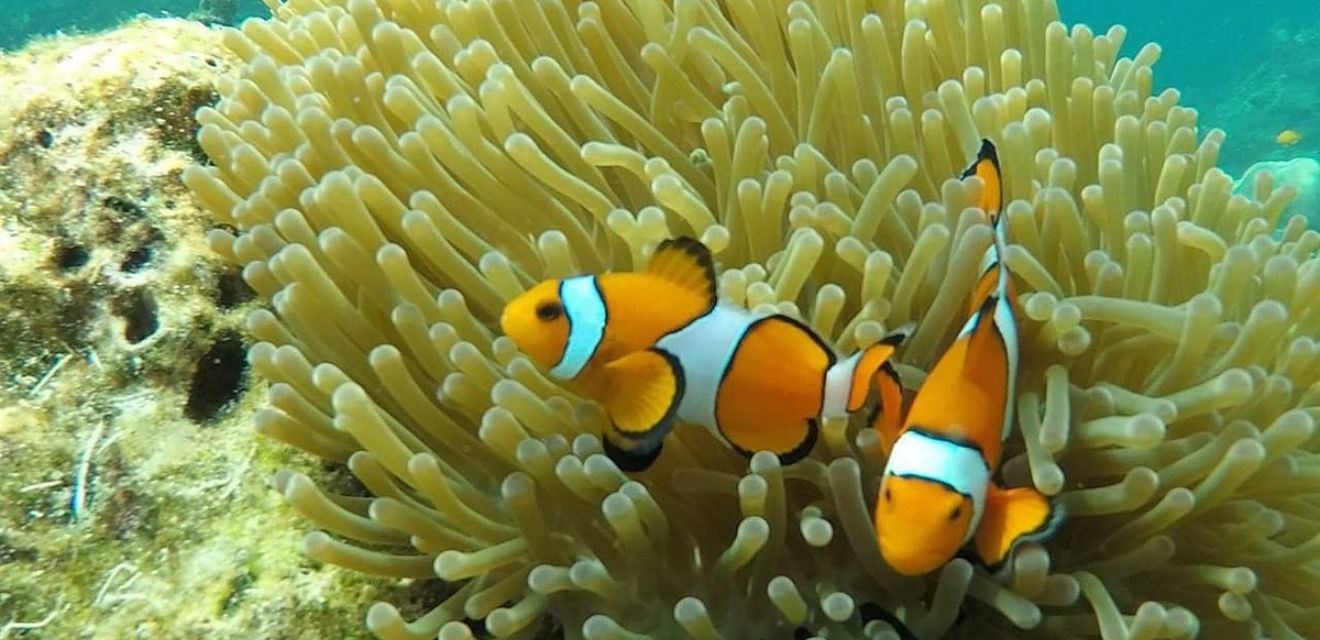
[0,17,414,639]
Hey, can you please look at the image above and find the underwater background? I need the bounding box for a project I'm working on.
[1,0,1316,174]
[2,0,1320,638]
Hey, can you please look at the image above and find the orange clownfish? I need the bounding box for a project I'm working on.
[872,139,1063,576]
[501,238,910,471]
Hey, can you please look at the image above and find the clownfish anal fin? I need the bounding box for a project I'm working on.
[972,484,1063,569]
[601,347,684,441]
[648,237,717,310]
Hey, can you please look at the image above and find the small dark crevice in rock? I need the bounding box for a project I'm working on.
[118,289,160,343]
[121,226,163,273]
[185,330,248,423]
[220,570,255,614]
[53,242,90,271]
[103,195,146,218]
[215,269,255,309]
[120,245,154,273]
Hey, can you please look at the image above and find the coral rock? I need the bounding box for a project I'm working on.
[0,18,403,640]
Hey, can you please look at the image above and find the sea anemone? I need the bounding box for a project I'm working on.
[185,0,1320,637]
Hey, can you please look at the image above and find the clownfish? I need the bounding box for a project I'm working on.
[500,237,910,471]
[871,139,1063,576]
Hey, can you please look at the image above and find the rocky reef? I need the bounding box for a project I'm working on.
[0,18,411,639]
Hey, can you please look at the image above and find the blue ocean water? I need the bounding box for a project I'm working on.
[0,0,1314,177]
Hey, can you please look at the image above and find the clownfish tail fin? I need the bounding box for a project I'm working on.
[845,322,914,456]
[868,361,905,457]
[825,323,914,418]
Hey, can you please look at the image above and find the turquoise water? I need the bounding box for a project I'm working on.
[1062,0,1318,176]
[0,0,265,50]
[1,0,1314,177]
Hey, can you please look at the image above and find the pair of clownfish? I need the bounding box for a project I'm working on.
[500,139,1062,576]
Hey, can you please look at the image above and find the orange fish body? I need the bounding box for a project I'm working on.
[1277,129,1302,146]
[501,238,909,470]
[872,140,1062,576]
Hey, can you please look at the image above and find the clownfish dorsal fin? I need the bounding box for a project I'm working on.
[973,483,1064,570]
[599,348,684,471]
[962,294,1002,370]
[646,237,717,310]
[962,138,1004,227]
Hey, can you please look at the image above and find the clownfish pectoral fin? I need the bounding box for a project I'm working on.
[647,237,717,310]
[972,484,1064,570]
[602,435,663,472]
[601,347,684,441]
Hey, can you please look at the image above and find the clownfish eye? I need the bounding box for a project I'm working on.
[535,301,563,322]
[948,506,962,521]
